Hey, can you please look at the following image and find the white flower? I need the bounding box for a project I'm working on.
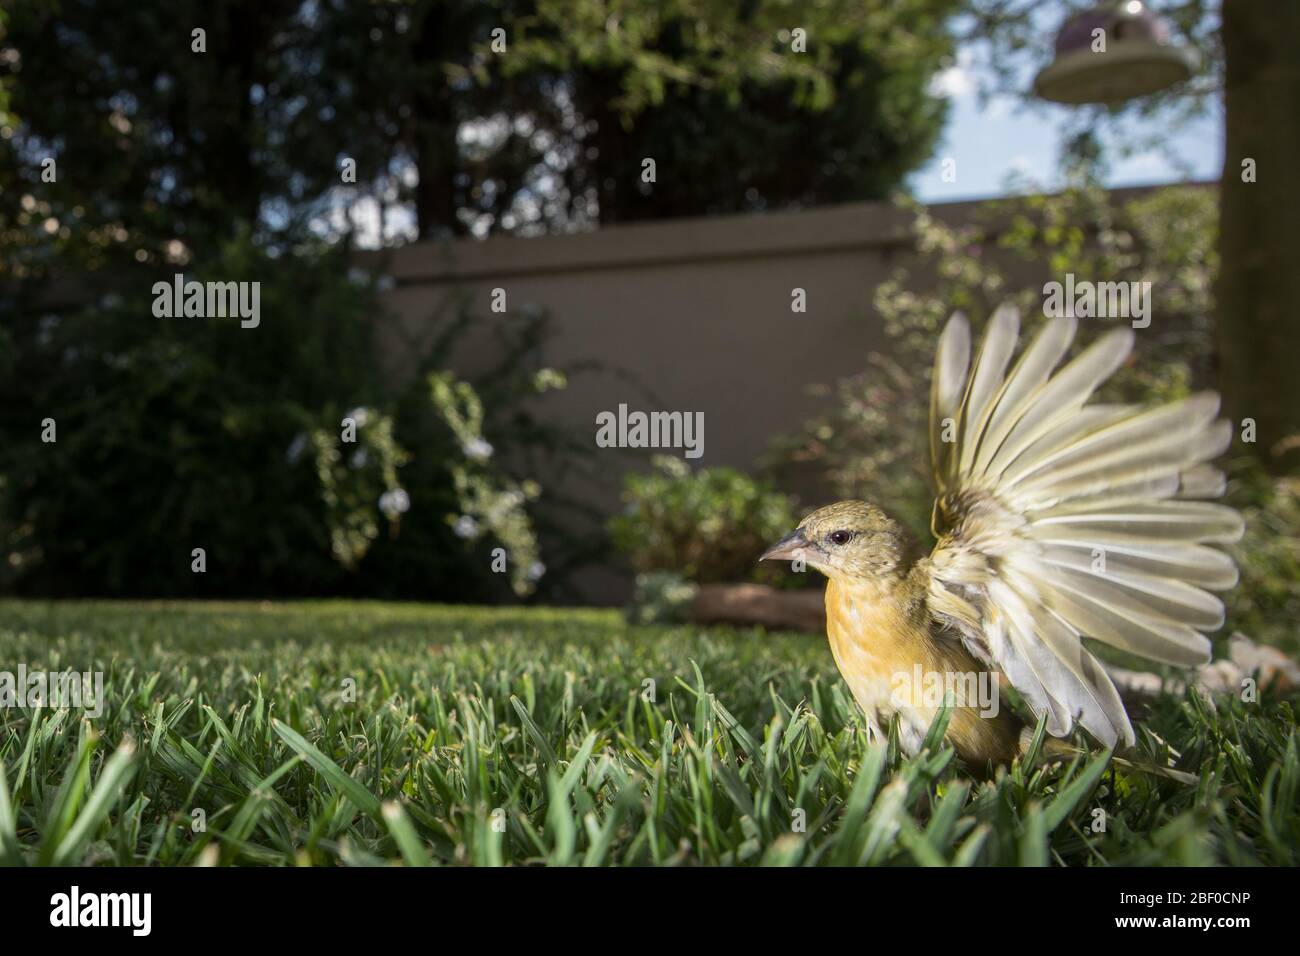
[453,515,479,538]
[462,438,494,461]
[379,488,410,518]
[526,561,546,582]
[345,407,371,427]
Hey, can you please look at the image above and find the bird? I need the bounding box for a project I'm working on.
[760,305,1243,771]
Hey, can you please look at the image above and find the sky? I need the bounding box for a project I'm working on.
[910,46,1224,204]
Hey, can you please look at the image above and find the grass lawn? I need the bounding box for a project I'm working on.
[0,599,1296,866]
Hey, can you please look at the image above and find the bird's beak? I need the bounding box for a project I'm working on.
[759,528,812,563]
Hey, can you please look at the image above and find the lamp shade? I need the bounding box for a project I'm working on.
[1033,1,1197,105]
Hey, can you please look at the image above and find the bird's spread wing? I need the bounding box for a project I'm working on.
[922,307,1242,747]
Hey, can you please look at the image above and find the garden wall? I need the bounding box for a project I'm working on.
[354,187,1176,604]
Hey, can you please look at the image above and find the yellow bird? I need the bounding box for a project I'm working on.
[761,306,1243,771]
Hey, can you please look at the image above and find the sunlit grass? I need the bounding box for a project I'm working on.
[0,599,1295,865]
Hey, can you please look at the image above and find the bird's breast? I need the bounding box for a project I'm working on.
[822,577,1015,761]
[823,578,933,748]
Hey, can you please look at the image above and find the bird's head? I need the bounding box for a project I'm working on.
[760,500,916,584]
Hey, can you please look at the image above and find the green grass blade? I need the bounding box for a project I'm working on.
[1043,749,1112,833]
[51,739,139,866]
[271,719,381,816]
[381,801,433,867]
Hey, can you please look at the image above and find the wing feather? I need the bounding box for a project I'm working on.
[1003,393,1222,490]
[1028,501,1244,542]
[970,315,1076,477]
[1034,539,1238,590]
[982,585,1073,736]
[958,304,1020,474]
[931,313,971,490]
[998,569,1133,747]
[983,327,1134,480]
[1177,465,1226,499]
[923,310,1240,747]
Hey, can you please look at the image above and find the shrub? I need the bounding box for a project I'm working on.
[1226,459,1300,655]
[608,456,803,588]
[0,235,389,595]
[0,234,568,600]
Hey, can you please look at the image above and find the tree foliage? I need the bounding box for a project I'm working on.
[0,0,958,253]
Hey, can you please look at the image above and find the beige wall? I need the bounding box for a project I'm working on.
[351,191,1130,603]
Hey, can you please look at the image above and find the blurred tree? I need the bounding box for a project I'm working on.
[0,8,11,117]
[504,0,956,227]
[0,230,570,599]
[0,236,397,597]
[1215,0,1300,473]
[0,0,958,255]
[0,0,318,268]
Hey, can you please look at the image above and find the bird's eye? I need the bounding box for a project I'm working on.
[828,530,853,546]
